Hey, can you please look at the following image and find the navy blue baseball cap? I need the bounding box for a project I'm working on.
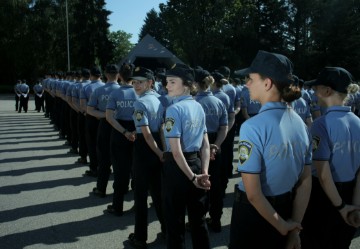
[305,67,354,93]
[217,66,231,78]
[212,72,225,83]
[90,66,102,77]
[130,67,154,81]
[81,68,91,78]
[241,50,294,84]
[166,63,195,83]
[194,69,211,83]
[105,64,119,74]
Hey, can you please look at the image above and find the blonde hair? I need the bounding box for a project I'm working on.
[198,75,215,90]
[347,83,359,94]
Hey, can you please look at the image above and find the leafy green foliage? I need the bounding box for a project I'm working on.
[1,0,359,86]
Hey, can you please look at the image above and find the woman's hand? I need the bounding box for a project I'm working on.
[192,174,211,190]
[339,204,360,227]
[209,144,219,160]
[124,131,136,142]
[285,229,301,249]
[278,219,302,236]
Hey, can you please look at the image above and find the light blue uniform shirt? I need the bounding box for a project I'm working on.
[60,80,69,95]
[234,85,242,103]
[66,81,76,97]
[308,89,322,114]
[133,91,164,133]
[20,84,29,93]
[164,95,207,152]
[73,80,90,106]
[222,83,237,113]
[301,89,311,106]
[291,97,311,122]
[33,84,43,93]
[80,80,105,101]
[237,102,312,196]
[158,94,172,109]
[88,82,120,112]
[240,87,261,115]
[311,106,360,182]
[195,91,228,133]
[213,89,233,114]
[106,85,137,120]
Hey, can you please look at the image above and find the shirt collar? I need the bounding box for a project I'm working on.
[172,95,193,104]
[259,102,287,113]
[139,90,154,98]
[325,105,351,114]
[196,91,213,97]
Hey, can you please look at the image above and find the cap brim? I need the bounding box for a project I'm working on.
[234,68,251,77]
[131,76,148,81]
[304,79,318,86]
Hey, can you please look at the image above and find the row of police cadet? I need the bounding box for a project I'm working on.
[14,79,45,113]
[39,56,360,249]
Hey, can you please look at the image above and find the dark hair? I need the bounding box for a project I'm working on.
[280,83,302,102]
[260,74,301,102]
[120,63,134,82]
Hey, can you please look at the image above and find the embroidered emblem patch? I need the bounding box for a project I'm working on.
[238,140,253,165]
[135,110,143,121]
[165,117,175,132]
[312,136,320,152]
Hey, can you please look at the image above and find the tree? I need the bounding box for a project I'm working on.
[139,8,168,47]
[309,0,360,78]
[70,0,114,69]
[108,30,134,64]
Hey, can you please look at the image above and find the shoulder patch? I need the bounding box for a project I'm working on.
[238,140,253,165]
[165,117,175,132]
[312,136,320,152]
[134,110,144,121]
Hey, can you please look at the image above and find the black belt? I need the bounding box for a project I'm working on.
[235,186,292,206]
[116,119,135,131]
[164,151,199,161]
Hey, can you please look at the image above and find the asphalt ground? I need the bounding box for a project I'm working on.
[0,94,359,249]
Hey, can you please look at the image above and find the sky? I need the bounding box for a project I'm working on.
[105,0,167,44]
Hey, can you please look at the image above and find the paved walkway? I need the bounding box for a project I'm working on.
[0,94,359,249]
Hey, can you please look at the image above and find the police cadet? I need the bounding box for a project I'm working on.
[301,67,360,249]
[194,68,228,233]
[33,79,45,112]
[74,69,91,164]
[240,79,262,119]
[163,63,211,249]
[217,66,239,179]
[14,80,21,112]
[87,64,120,197]
[229,50,312,249]
[127,67,165,248]
[105,63,136,214]
[210,72,234,200]
[290,75,313,127]
[67,71,82,154]
[80,66,104,177]
[304,82,322,119]
[18,80,30,113]
[344,83,360,113]
[232,77,245,135]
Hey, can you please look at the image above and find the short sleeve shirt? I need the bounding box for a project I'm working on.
[164,95,207,152]
[133,91,164,133]
[237,102,312,196]
[310,106,360,182]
